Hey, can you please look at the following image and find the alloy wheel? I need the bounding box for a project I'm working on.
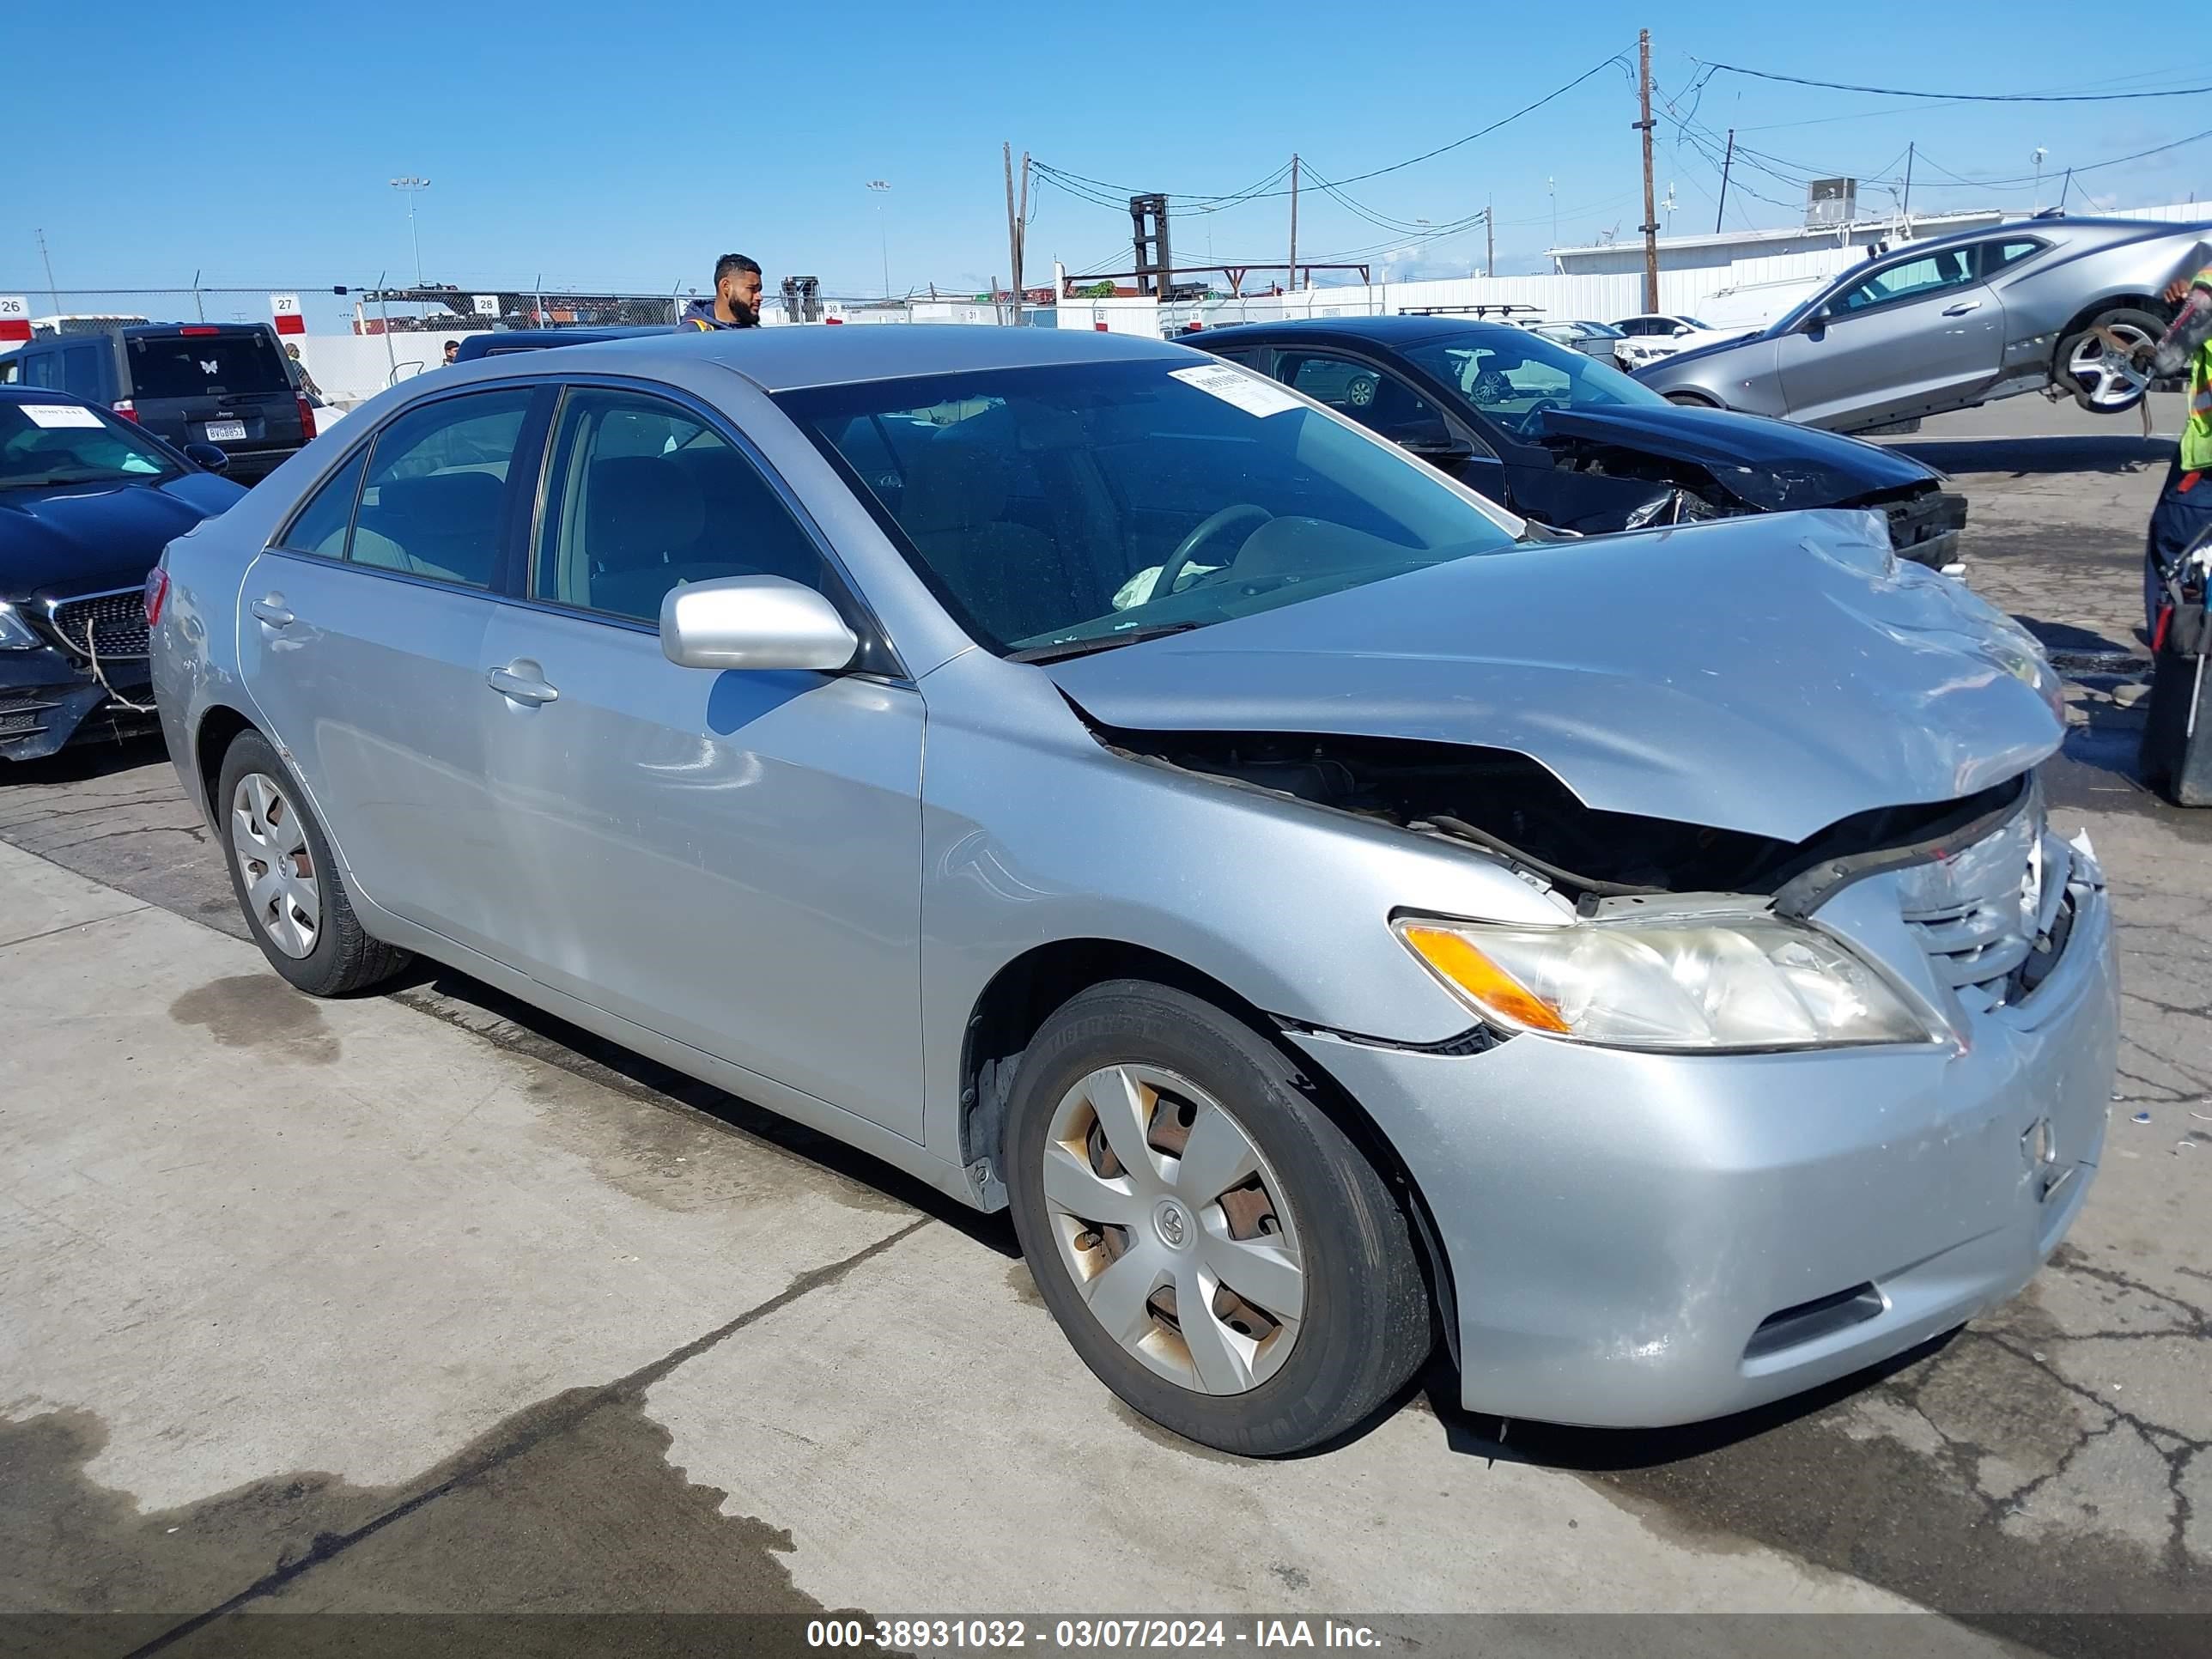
[230,772,320,959]
[1041,1064,1306,1395]
[2068,324,2154,411]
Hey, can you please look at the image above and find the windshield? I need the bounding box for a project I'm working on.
[779,358,1521,658]
[1404,327,1669,436]
[126,331,289,399]
[0,400,180,489]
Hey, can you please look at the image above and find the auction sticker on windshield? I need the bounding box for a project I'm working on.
[1170,362,1303,419]
[20,404,106,429]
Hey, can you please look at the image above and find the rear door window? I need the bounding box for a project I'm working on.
[349,389,535,588]
[274,445,371,559]
[60,343,104,399]
[532,388,833,624]
[125,332,290,399]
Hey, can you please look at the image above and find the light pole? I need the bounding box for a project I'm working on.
[390,176,430,286]
[2031,148,2048,212]
[1547,176,1558,265]
[866,179,891,298]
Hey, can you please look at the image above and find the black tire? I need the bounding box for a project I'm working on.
[1004,981,1431,1455]
[2056,306,2164,416]
[215,729,410,997]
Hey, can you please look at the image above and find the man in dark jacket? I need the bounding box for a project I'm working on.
[678,254,764,331]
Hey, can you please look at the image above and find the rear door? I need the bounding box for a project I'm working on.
[1775,246,2003,430]
[240,383,549,955]
[477,382,927,1137]
[124,327,302,467]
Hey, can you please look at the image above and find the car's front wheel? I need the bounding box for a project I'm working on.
[216,729,410,997]
[2057,306,2163,415]
[1004,981,1431,1455]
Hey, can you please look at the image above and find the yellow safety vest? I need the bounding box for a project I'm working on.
[2185,266,2212,473]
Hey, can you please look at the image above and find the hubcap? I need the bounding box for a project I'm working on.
[2069,325,2153,411]
[1041,1064,1306,1396]
[230,772,320,959]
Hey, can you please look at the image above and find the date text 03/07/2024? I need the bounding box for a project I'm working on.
[806,1619,1383,1650]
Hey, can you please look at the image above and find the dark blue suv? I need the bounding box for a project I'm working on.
[3,322,313,480]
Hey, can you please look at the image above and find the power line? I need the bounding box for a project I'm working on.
[1036,47,1631,210]
[1694,59,2212,102]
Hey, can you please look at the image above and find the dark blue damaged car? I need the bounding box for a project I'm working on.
[0,386,246,763]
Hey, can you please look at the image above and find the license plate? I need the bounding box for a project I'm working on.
[204,421,247,442]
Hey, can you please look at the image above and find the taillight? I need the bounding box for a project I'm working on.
[112,398,138,422]
[180,325,219,337]
[143,567,170,629]
[297,396,317,441]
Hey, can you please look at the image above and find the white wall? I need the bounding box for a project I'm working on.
[288,329,496,407]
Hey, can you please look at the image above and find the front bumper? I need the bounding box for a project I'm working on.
[0,647,154,762]
[1290,880,2118,1429]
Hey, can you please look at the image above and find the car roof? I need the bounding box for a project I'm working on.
[465,321,1197,392]
[0,385,97,404]
[1189,314,1510,349]
[453,326,663,359]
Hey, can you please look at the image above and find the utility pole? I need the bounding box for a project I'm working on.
[1288,154,1300,295]
[1003,143,1019,325]
[1016,151,1030,314]
[1901,142,1914,231]
[2058,167,2073,212]
[1635,28,1659,313]
[35,228,58,312]
[1714,129,1735,234]
[1484,198,1494,278]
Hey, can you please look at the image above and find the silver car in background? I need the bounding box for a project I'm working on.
[150,326,2117,1455]
[1638,216,2212,433]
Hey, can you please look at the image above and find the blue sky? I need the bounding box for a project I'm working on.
[11,0,2209,313]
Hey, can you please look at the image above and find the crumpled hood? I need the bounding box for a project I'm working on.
[1529,403,1937,509]
[0,471,245,601]
[1047,508,2063,844]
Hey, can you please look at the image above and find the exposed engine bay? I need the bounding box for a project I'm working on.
[1101,724,2027,909]
[1536,434,1968,568]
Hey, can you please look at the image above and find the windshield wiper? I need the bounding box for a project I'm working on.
[1007,621,1204,665]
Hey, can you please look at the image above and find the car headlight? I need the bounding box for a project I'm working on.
[0,603,44,651]
[1394,915,1937,1052]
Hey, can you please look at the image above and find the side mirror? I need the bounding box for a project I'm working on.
[659,574,859,672]
[183,442,231,473]
[1802,303,1832,333]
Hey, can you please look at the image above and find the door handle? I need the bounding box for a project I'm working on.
[1941,301,1982,317]
[485,665,559,705]
[250,596,295,628]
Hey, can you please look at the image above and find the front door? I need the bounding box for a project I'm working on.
[1777,246,2004,430]
[239,384,543,956]
[477,385,927,1139]
[1267,348,1513,507]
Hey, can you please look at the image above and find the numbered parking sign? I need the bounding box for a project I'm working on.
[472,294,500,317]
[270,293,305,335]
[0,295,30,344]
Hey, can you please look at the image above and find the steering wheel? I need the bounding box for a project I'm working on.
[1155,504,1273,603]
[1511,394,1570,434]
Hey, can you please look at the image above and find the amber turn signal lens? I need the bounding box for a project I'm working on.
[1398,923,1572,1035]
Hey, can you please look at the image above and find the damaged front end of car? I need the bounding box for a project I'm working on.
[1525,407,1968,569]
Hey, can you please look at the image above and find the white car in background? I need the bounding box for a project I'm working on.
[1612,313,1753,369]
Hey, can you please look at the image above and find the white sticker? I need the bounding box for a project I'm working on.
[1169,362,1303,418]
[20,404,104,428]
[0,295,27,318]
[472,294,501,316]
[270,292,301,315]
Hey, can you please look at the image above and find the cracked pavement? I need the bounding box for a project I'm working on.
[2,416,2208,1653]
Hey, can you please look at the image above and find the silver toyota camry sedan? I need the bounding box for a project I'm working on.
[149,325,2118,1455]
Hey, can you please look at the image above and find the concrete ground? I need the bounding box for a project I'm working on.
[3,426,2209,1657]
